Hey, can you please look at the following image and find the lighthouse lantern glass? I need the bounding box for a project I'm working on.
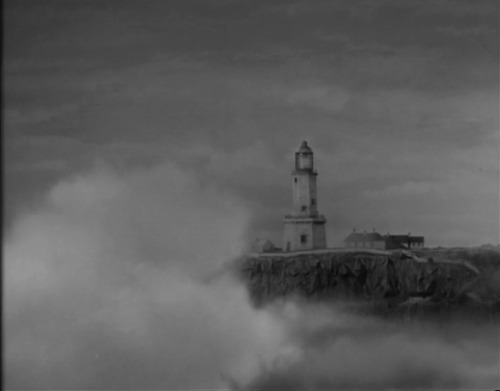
[298,153,313,170]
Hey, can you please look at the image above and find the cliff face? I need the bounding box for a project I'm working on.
[238,249,500,319]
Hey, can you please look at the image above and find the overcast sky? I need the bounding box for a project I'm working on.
[5,0,499,247]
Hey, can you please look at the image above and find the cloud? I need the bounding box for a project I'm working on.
[4,0,499,260]
[415,0,499,17]
[345,0,499,18]
[438,25,497,37]
[286,85,351,113]
[365,181,436,199]
[4,104,82,126]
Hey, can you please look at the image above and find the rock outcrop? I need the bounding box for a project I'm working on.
[237,248,500,319]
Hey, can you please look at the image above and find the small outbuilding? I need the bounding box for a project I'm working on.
[385,234,425,249]
[252,239,279,253]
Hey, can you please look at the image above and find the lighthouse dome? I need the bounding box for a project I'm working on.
[298,140,312,153]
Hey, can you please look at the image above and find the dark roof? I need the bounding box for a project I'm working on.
[344,232,384,242]
[387,235,409,242]
[385,237,407,249]
[345,232,425,244]
[385,234,424,243]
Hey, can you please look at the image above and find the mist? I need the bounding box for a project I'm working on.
[4,163,499,389]
[240,301,499,389]
[5,163,286,388]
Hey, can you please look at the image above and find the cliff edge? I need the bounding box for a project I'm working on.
[237,248,500,319]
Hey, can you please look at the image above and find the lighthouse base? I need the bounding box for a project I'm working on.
[282,216,327,252]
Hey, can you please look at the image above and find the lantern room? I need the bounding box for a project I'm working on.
[295,140,314,171]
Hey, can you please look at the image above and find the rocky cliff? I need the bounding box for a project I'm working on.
[237,248,500,319]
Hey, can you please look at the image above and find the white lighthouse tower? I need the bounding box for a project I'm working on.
[282,141,327,252]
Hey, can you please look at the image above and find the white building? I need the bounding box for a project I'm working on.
[282,141,327,252]
[344,229,425,250]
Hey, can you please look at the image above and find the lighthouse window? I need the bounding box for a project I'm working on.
[301,205,307,212]
[294,178,297,184]
[311,198,316,206]
[300,234,307,244]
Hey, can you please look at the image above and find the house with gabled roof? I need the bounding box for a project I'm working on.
[344,229,424,250]
[344,229,386,249]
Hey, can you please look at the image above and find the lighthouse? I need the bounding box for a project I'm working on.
[283,141,327,252]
